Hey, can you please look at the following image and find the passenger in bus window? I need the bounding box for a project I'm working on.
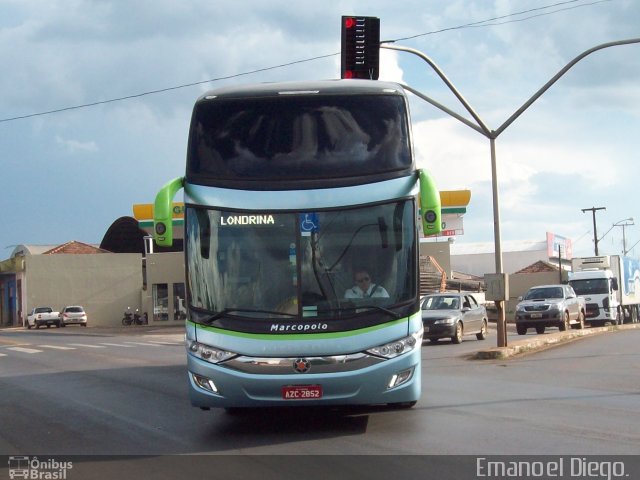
[344,268,389,299]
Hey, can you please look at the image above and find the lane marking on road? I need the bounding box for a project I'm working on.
[0,339,35,347]
[0,353,6,357]
[146,340,182,345]
[67,343,106,349]
[7,347,43,354]
[99,343,135,347]
[39,345,76,350]
[123,342,162,347]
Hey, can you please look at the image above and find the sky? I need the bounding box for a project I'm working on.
[1,0,639,261]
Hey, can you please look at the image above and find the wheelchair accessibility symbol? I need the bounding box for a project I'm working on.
[300,213,319,235]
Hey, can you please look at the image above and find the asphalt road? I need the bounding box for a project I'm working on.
[1,325,638,477]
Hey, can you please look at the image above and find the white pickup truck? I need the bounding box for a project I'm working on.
[26,307,61,329]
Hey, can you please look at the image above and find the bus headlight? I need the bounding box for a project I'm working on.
[366,329,423,359]
[187,340,237,364]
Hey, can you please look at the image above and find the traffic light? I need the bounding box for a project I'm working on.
[341,16,380,80]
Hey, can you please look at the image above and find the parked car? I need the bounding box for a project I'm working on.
[515,284,586,335]
[420,293,488,344]
[59,306,88,327]
[26,307,61,329]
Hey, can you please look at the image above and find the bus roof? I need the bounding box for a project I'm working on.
[196,79,407,101]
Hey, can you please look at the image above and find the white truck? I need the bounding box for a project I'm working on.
[26,306,61,329]
[568,255,640,326]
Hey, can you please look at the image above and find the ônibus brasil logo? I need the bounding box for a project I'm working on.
[8,456,73,479]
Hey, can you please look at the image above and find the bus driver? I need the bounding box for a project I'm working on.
[344,268,390,299]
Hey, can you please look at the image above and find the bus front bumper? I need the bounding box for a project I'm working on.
[186,349,422,409]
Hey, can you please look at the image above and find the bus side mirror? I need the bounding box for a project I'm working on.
[611,278,619,291]
[418,169,442,236]
[154,177,185,247]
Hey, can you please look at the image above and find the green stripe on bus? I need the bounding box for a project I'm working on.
[188,314,420,341]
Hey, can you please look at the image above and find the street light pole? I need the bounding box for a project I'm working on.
[381,37,640,349]
[582,207,606,255]
[490,137,507,348]
[381,42,508,346]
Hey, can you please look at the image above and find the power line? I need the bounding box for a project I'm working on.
[0,0,612,124]
[0,53,338,123]
[467,0,613,28]
[388,0,612,42]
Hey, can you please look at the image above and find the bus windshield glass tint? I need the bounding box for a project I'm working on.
[187,94,411,183]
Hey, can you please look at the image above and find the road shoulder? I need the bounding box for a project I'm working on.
[474,323,640,360]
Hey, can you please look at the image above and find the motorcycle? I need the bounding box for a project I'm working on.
[133,310,148,325]
[122,308,148,326]
[122,307,134,326]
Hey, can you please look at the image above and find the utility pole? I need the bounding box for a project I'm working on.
[582,207,606,255]
[613,218,634,255]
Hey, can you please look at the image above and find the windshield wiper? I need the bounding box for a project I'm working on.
[199,308,297,325]
[356,305,401,319]
[320,305,400,320]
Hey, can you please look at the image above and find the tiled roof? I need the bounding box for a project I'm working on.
[451,270,484,281]
[42,241,109,255]
[514,260,559,274]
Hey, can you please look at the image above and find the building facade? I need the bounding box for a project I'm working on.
[0,241,185,328]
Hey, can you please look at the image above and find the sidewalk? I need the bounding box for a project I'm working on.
[474,322,640,359]
[0,323,185,335]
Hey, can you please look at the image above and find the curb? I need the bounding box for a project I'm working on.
[474,323,640,360]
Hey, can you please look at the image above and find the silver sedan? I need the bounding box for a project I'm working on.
[420,293,488,344]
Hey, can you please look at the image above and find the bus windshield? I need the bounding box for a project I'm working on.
[185,200,417,328]
[187,93,412,187]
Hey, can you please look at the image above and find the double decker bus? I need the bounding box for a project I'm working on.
[153,79,441,410]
